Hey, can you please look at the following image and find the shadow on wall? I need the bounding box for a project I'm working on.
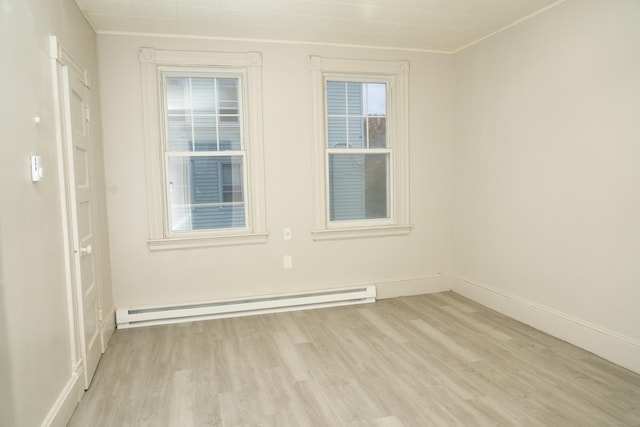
[0,225,16,427]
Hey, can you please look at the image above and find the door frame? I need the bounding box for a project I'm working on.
[50,36,104,390]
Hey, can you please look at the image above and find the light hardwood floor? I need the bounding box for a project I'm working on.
[68,292,640,426]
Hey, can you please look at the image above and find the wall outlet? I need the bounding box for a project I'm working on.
[283,255,293,270]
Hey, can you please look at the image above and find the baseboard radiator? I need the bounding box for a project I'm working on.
[116,285,376,329]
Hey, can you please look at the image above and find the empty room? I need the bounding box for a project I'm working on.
[1,0,639,425]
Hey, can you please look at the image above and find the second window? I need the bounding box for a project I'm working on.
[325,79,391,223]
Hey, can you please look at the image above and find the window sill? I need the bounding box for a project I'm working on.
[311,224,412,241]
[148,232,268,251]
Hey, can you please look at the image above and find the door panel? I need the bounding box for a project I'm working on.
[63,65,102,388]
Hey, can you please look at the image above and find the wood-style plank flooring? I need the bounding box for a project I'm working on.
[68,292,640,426]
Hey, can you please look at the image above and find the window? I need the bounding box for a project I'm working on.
[140,48,267,250]
[164,75,245,232]
[309,56,412,240]
[326,80,389,221]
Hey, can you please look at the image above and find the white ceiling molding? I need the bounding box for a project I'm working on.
[75,0,567,53]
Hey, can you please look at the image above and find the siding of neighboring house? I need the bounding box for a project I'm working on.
[327,80,368,220]
[190,157,245,229]
[329,154,366,220]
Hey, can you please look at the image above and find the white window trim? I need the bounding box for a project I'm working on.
[309,56,412,241]
[140,48,268,250]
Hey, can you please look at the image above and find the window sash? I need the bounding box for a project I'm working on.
[325,80,389,150]
[325,148,393,226]
[162,72,245,153]
[164,153,248,234]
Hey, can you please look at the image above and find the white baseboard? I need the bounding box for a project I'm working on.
[376,274,451,299]
[452,275,640,375]
[101,308,116,352]
[40,363,84,427]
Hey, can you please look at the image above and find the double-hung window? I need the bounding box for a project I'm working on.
[140,48,267,250]
[326,80,390,222]
[310,56,412,240]
[164,74,245,231]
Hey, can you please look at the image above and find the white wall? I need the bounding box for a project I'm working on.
[0,0,113,425]
[453,0,640,372]
[2,1,637,423]
[97,35,455,309]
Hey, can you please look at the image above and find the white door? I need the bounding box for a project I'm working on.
[62,65,102,389]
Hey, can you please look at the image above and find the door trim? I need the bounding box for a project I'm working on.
[50,35,84,381]
[50,36,103,390]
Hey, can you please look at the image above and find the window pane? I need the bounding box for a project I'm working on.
[348,117,366,148]
[191,78,216,114]
[327,116,347,148]
[167,155,246,231]
[368,117,386,148]
[193,116,217,151]
[166,77,190,115]
[193,127,217,151]
[167,120,192,151]
[366,83,386,115]
[217,78,239,116]
[221,161,244,202]
[347,82,364,115]
[364,154,389,219]
[328,153,389,221]
[218,125,241,150]
[326,81,346,115]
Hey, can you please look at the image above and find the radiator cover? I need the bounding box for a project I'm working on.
[116,285,376,329]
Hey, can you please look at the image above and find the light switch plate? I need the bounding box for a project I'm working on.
[30,156,43,182]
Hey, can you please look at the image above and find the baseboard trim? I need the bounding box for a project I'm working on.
[375,274,451,299]
[452,275,640,374]
[40,363,84,427]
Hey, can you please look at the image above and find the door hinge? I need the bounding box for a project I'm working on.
[84,105,91,122]
[98,307,103,321]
